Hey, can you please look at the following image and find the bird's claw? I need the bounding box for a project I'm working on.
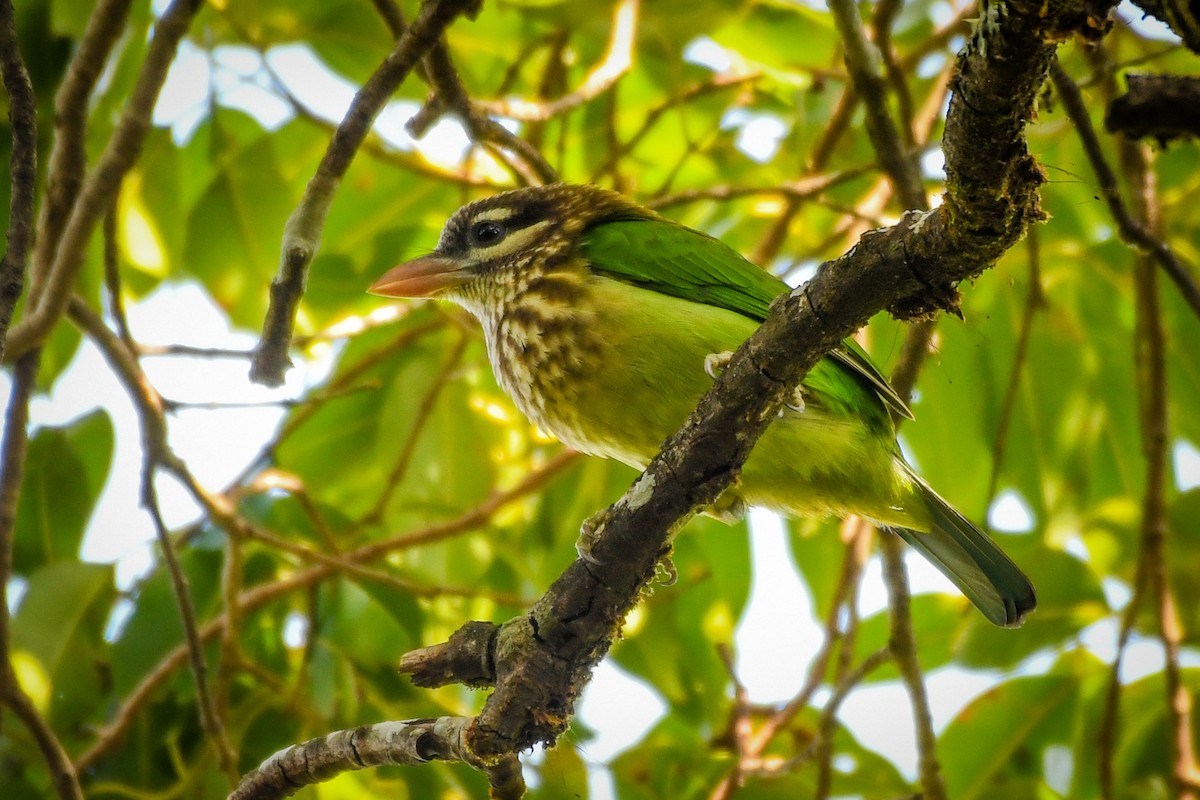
[656,556,678,587]
[784,384,807,414]
[576,508,610,566]
[704,351,734,380]
[708,492,748,524]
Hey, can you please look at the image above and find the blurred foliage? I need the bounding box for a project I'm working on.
[2,0,1199,798]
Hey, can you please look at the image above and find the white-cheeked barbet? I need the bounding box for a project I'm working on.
[370,183,1036,627]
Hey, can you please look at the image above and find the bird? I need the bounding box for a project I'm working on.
[368,183,1036,627]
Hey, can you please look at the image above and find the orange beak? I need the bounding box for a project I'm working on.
[368,255,471,298]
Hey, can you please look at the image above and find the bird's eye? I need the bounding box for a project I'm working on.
[470,220,506,246]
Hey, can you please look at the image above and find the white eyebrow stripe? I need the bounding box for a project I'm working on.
[471,207,520,225]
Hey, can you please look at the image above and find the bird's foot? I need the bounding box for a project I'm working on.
[704,351,734,380]
[576,508,611,566]
[656,555,678,587]
[784,384,808,414]
[707,492,748,524]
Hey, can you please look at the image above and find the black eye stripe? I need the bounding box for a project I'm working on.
[455,198,554,252]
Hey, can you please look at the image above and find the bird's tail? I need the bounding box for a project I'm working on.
[888,468,1037,628]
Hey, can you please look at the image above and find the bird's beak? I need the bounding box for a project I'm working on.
[368,255,471,298]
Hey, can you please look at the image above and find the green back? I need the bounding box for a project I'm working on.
[581,219,913,421]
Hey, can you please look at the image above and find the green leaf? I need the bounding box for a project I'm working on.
[610,713,731,799]
[939,674,1080,800]
[109,547,224,696]
[786,515,847,623]
[848,593,967,682]
[528,743,590,800]
[1113,668,1200,793]
[182,110,303,328]
[11,561,115,729]
[14,410,114,571]
[319,579,415,668]
[1168,489,1200,642]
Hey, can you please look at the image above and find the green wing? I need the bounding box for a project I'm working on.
[582,219,914,420]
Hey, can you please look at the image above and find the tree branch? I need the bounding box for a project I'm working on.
[1124,0,1200,52]
[4,0,203,361]
[229,718,525,800]
[408,38,557,185]
[399,1,1097,774]
[1106,73,1200,142]
[0,0,36,360]
[27,0,132,302]
[1049,61,1200,322]
[68,299,239,779]
[369,0,557,185]
[142,459,239,784]
[828,0,925,209]
[249,0,482,387]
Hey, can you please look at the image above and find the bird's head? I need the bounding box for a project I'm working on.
[368,183,654,315]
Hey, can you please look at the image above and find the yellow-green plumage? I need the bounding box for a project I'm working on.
[370,183,1036,627]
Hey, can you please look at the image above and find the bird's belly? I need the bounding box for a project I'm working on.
[541,354,910,524]
[490,275,916,525]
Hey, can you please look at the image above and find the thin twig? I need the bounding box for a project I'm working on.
[475,0,639,122]
[647,166,876,211]
[0,0,37,360]
[898,2,977,72]
[711,644,753,799]
[823,5,945,796]
[234,515,528,604]
[0,353,87,800]
[160,383,380,413]
[1098,554,1146,799]
[1122,131,1200,800]
[102,196,137,353]
[590,71,761,183]
[1049,60,1200,322]
[369,0,405,38]
[523,30,571,155]
[240,316,447,485]
[368,0,555,184]
[1087,35,1199,793]
[73,450,579,772]
[869,0,916,149]
[250,0,482,386]
[258,55,501,188]
[411,39,557,185]
[814,645,892,799]
[708,519,878,800]
[879,534,947,800]
[216,515,245,762]
[6,0,204,361]
[828,0,925,209]
[142,462,239,783]
[28,0,133,303]
[362,334,469,524]
[880,319,947,800]
[68,298,239,780]
[986,227,1045,513]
